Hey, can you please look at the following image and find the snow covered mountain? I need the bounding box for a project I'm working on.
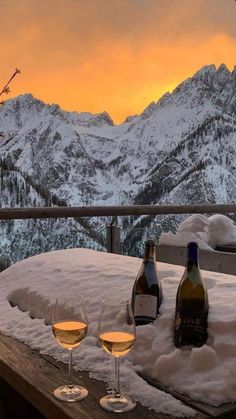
[0,63,236,264]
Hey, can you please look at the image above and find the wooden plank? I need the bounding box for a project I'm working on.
[215,245,236,254]
[0,203,236,220]
[158,245,236,275]
[140,373,236,419]
[0,376,45,419]
[0,333,208,419]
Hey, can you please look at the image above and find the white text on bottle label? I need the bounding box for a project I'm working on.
[134,295,157,318]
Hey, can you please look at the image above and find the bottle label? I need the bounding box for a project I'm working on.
[175,313,206,332]
[174,310,208,347]
[134,295,157,318]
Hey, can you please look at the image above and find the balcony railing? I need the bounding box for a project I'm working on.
[1,203,236,274]
[0,203,236,220]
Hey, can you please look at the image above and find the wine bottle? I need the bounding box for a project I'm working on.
[174,242,209,348]
[132,240,163,326]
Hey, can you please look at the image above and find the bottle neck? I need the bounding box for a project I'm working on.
[187,244,199,267]
[143,244,156,262]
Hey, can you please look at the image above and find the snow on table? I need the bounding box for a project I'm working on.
[0,248,236,417]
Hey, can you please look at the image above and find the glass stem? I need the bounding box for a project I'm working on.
[68,349,73,388]
[115,356,121,398]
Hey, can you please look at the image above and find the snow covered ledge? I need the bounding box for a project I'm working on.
[158,245,236,275]
[158,214,236,274]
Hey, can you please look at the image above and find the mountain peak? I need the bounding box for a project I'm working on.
[2,94,114,127]
[4,94,45,113]
[13,93,44,105]
[193,64,217,79]
[217,63,230,74]
[192,63,232,83]
[216,63,231,85]
[93,111,114,126]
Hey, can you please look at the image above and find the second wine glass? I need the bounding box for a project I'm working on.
[98,300,136,413]
[52,295,88,402]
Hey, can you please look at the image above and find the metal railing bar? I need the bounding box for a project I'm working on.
[0,204,236,220]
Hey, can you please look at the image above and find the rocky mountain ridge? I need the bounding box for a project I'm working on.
[0,63,235,264]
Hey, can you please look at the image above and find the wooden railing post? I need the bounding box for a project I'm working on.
[106,224,120,254]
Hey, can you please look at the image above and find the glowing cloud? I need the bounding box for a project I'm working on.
[0,0,235,122]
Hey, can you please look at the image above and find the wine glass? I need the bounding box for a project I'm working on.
[52,296,88,402]
[98,300,136,413]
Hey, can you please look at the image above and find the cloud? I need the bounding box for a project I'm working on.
[0,0,235,122]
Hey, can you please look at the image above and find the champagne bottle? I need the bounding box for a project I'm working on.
[174,242,209,348]
[132,240,163,326]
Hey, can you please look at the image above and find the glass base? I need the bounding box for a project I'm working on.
[53,384,88,402]
[100,394,136,413]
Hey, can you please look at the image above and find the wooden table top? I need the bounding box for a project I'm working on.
[0,332,210,419]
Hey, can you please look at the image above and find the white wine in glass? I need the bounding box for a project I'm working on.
[99,300,136,413]
[52,296,88,402]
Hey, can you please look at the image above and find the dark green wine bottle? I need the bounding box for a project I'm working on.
[132,240,163,326]
[174,242,209,348]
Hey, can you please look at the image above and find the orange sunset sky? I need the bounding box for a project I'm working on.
[1,0,236,123]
